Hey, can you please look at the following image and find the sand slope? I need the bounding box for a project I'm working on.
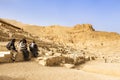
[82,61,120,77]
[0,61,120,80]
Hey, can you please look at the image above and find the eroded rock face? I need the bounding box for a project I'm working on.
[74,24,95,32]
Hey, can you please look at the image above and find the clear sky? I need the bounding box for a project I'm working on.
[0,0,120,33]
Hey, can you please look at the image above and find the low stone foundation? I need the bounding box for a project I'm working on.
[37,53,86,66]
[0,51,31,63]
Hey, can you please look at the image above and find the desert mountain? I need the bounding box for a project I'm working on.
[1,18,120,46]
[1,18,120,80]
[1,18,120,76]
[1,18,120,61]
[0,19,62,52]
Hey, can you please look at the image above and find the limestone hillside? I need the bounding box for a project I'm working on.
[2,18,120,45]
[1,18,120,62]
[0,18,65,51]
[0,19,33,42]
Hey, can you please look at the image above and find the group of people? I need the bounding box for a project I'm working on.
[6,38,39,61]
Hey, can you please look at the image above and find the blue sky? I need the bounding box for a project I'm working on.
[0,0,120,33]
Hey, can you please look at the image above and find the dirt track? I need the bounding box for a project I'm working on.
[0,61,120,80]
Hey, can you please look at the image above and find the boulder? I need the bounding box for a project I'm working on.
[53,53,62,56]
[0,51,12,63]
[85,56,90,61]
[15,53,24,62]
[62,63,75,69]
[38,53,85,66]
[39,59,47,66]
[39,56,63,66]
[68,54,85,65]
[45,51,54,56]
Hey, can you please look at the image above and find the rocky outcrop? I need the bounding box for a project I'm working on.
[73,24,95,31]
[36,48,97,67]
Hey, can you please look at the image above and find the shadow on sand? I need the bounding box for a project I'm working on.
[0,75,26,80]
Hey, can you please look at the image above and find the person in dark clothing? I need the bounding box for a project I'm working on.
[6,39,17,62]
[19,38,29,61]
[29,40,38,57]
[6,39,17,51]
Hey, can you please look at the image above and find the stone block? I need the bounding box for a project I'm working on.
[15,53,24,62]
[63,63,75,69]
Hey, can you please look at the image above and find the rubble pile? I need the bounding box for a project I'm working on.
[36,47,96,67]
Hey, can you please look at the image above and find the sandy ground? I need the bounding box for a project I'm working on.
[0,61,120,80]
[81,61,120,77]
[1,42,120,80]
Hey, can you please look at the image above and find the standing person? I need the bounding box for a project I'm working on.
[6,38,16,51]
[19,38,29,61]
[6,38,17,61]
[29,40,38,57]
